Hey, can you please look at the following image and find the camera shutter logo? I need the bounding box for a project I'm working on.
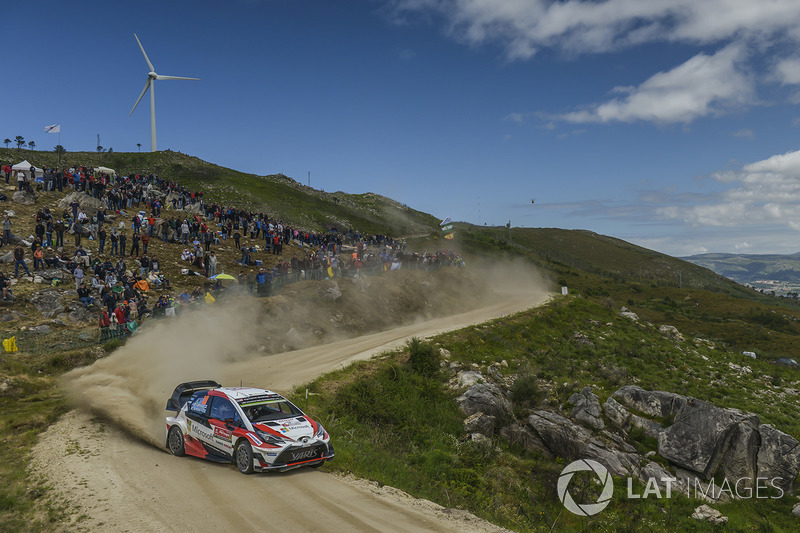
[557,459,614,516]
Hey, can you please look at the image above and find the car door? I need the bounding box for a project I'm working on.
[207,396,242,458]
[185,392,215,449]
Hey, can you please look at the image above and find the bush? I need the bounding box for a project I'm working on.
[510,374,543,408]
[407,337,439,377]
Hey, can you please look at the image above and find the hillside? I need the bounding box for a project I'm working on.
[0,147,440,237]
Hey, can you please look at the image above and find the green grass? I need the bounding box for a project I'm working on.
[294,299,800,532]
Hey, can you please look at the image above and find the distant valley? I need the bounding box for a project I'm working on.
[682,252,800,295]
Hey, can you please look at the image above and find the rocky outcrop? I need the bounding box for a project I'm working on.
[611,385,686,419]
[12,190,36,205]
[567,386,604,430]
[464,412,496,437]
[30,290,66,318]
[756,424,800,493]
[658,398,760,484]
[57,191,106,212]
[457,383,512,420]
[527,410,640,477]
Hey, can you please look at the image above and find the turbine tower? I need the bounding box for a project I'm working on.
[130,33,199,152]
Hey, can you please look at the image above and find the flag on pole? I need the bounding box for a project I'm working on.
[439,216,454,239]
[44,124,61,134]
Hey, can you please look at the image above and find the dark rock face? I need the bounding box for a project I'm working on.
[658,398,760,482]
[756,424,800,492]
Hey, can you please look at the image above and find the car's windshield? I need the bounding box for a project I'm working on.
[243,400,301,422]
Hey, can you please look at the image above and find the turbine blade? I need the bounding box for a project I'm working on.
[154,75,200,81]
[130,78,151,116]
[134,33,155,72]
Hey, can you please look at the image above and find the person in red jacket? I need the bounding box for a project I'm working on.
[99,308,111,339]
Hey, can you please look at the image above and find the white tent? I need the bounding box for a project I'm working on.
[11,160,44,179]
[94,166,115,176]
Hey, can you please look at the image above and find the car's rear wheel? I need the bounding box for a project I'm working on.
[235,440,254,474]
[168,426,185,457]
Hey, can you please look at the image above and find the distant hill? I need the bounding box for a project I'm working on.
[681,252,800,294]
[0,147,440,237]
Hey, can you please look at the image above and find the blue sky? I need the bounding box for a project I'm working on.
[6,1,800,257]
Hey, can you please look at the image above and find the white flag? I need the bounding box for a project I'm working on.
[440,216,451,226]
[44,124,60,133]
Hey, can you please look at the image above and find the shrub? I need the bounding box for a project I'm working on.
[407,337,439,377]
[510,374,543,408]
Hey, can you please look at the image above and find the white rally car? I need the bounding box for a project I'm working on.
[165,380,334,473]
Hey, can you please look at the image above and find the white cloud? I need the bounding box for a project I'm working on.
[557,45,753,124]
[659,149,800,229]
[388,0,800,57]
[773,57,800,85]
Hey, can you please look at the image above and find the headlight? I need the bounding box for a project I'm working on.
[256,430,284,446]
[314,423,326,439]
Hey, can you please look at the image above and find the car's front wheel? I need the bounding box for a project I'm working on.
[235,440,254,474]
[168,426,185,457]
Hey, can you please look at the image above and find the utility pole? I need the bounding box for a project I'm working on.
[308,171,310,187]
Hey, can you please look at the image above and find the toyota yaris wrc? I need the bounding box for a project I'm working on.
[165,380,334,473]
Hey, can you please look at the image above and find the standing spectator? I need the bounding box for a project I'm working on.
[99,308,111,339]
[16,170,25,190]
[73,221,83,247]
[110,228,119,257]
[0,270,10,300]
[73,264,85,289]
[2,163,10,184]
[33,246,44,270]
[160,219,170,242]
[180,220,190,244]
[147,215,156,236]
[13,245,31,278]
[208,252,217,278]
[54,219,65,248]
[2,215,11,246]
[45,219,54,247]
[98,227,107,254]
[233,230,241,249]
[141,233,150,255]
[119,231,127,257]
[130,233,140,257]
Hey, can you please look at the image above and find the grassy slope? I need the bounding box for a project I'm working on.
[0,148,440,236]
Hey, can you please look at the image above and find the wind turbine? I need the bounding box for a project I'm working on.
[130,33,199,152]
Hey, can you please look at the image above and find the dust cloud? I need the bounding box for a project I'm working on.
[63,298,263,447]
[63,259,551,449]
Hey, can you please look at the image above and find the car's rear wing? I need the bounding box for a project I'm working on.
[165,380,222,411]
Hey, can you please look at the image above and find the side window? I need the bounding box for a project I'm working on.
[187,392,210,415]
[209,397,241,424]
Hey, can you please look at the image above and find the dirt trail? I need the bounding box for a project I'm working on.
[31,288,549,532]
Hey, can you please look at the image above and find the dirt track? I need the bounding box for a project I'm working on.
[31,289,549,532]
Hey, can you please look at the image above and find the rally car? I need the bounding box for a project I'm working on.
[165,380,334,473]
